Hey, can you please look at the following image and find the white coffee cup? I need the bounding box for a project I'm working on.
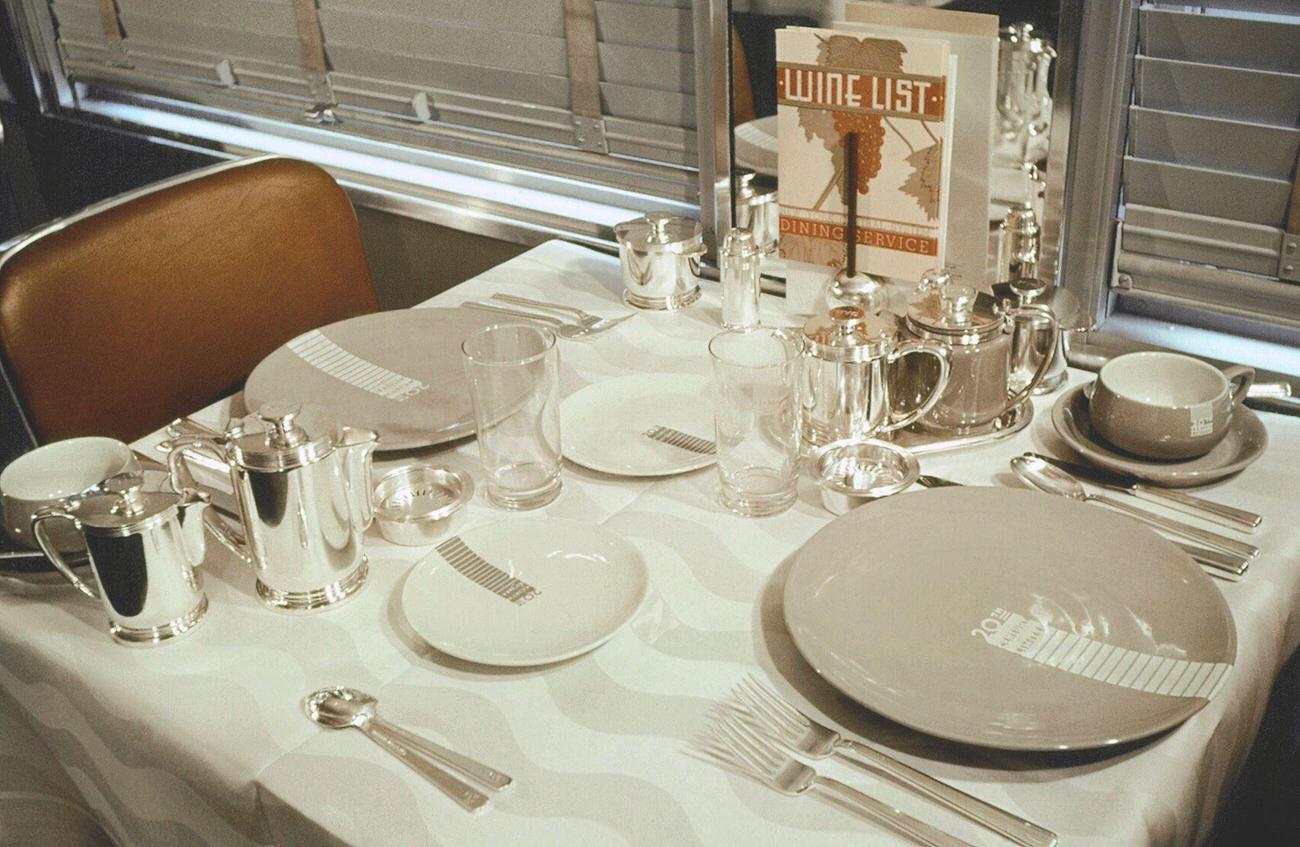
[1,437,138,551]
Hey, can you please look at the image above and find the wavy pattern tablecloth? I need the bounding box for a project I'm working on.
[2,240,1298,847]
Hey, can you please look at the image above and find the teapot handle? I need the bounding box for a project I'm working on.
[166,436,253,565]
[882,342,952,433]
[30,508,100,601]
[1003,304,1059,411]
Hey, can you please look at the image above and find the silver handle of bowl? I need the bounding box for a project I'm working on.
[882,342,952,433]
[1003,304,1059,411]
[30,509,99,600]
[166,436,253,565]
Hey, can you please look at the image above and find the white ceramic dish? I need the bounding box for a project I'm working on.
[784,486,1236,751]
[401,518,649,667]
[245,307,505,451]
[1051,383,1267,487]
[1,437,137,551]
[561,374,715,477]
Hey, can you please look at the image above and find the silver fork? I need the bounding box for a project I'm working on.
[701,712,975,847]
[731,678,1058,847]
[461,301,592,338]
[491,294,633,332]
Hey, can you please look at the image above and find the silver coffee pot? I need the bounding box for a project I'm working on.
[801,305,952,446]
[167,402,378,612]
[31,472,211,645]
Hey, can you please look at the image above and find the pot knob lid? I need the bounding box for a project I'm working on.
[229,402,341,471]
[76,472,181,532]
[908,284,1002,336]
[803,305,900,359]
[613,212,704,255]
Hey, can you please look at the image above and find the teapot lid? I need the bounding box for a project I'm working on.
[803,305,901,361]
[907,284,1003,340]
[613,212,704,256]
[228,402,340,471]
[74,472,185,536]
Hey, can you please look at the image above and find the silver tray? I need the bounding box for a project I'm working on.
[889,400,1033,455]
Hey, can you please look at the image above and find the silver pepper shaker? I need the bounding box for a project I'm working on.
[997,203,1041,283]
[720,228,762,329]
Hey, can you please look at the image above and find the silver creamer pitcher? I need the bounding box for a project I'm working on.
[168,402,378,612]
[32,472,211,645]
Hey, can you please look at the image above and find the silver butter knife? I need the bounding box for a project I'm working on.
[1027,453,1261,533]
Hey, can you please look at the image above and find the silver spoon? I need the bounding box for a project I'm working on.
[306,687,511,812]
[1010,456,1256,570]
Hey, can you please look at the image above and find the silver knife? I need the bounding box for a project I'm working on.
[1027,452,1261,533]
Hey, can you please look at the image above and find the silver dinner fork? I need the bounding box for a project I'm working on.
[491,294,633,332]
[701,712,975,847]
[461,301,593,338]
[730,678,1058,847]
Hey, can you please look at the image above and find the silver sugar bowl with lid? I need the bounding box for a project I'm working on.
[31,472,212,645]
[613,212,705,310]
[900,283,1058,433]
[167,401,378,612]
[800,305,951,447]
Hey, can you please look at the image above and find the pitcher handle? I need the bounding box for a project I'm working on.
[1222,365,1255,408]
[1003,304,1059,411]
[31,508,99,601]
[882,342,952,433]
[167,436,253,565]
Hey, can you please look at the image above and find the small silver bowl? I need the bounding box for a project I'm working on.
[812,438,919,515]
[372,465,474,546]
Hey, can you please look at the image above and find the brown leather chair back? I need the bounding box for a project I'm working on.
[0,156,380,443]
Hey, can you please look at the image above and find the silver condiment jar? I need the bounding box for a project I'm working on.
[997,203,1041,283]
[734,171,778,254]
[800,305,951,447]
[167,402,378,612]
[719,227,761,329]
[902,283,1058,433]
[613,212,705,310]
[31,472,211,645]
[372,464,473,546]
[812,438,919,515]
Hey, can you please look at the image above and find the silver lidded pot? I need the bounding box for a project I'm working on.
[901,283,1058,433]
[800,305,951,447]
[31,472,211,645]
[993,276,1085,395]
[613,212,705,310]
[167,402,378,612]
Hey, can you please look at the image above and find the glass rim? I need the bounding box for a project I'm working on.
[707,327,800,369]
[461,322,557,366]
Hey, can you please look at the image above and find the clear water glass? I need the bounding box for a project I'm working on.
[461,324,562,510]
[708,328,802,517]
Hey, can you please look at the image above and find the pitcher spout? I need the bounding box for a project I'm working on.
[338,426,379,530]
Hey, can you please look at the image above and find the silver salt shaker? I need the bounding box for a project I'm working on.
[720,228,761,329]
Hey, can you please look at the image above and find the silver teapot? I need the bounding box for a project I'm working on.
[32,472,211,645]
[167,402,378,613]
[801,305,952,446]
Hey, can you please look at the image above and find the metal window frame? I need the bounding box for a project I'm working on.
[3,0,734,255]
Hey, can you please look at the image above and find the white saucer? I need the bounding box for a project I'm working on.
[401,518,648,667]
[561,374,715,477]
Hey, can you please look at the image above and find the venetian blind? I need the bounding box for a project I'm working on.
[1115,2,1300,325]
[43,0,698,191]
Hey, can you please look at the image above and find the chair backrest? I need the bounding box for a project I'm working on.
[0,156,379,443]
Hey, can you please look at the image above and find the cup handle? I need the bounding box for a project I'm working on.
[166,436,253,565]
[1222,365,1255,408]
[882,342,952,433]
[1003,304,1059,411]
[30,508,100,601]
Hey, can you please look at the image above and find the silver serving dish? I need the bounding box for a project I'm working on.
[372,465,474,547]
[892,399,1034,455]
[812,439,919,515]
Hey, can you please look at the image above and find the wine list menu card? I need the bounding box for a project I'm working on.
[776,26,954,282]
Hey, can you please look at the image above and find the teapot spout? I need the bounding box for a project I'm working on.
[338,426,379,530]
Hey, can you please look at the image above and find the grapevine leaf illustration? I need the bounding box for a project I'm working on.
[901,142,943,220]
[800,36,908,209]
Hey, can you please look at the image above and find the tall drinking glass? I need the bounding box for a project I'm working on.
[462,324,562,510]
[708,328,802,517]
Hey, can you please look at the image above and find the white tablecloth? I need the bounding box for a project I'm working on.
[2,241,1298,847]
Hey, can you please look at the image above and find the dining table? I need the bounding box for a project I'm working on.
[1,239,1298,847]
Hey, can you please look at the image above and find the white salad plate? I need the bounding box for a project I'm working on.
[784,487,1236,751]
[401,518,649,667]
[561,374,715,477]
[246,307,503,451]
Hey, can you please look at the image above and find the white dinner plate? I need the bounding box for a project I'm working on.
[401,518,649,667]
[561,374,715,477]
[784,487,1236,751]
[245,307,504,452]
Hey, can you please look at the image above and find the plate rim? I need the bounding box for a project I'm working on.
[561,373,715,478]
[1050,383,1267,485]
[400,517,650,667]
[782,486,1237,751]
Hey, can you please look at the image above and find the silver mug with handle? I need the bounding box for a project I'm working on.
[31,472,211,645]
[167,402,377,612]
